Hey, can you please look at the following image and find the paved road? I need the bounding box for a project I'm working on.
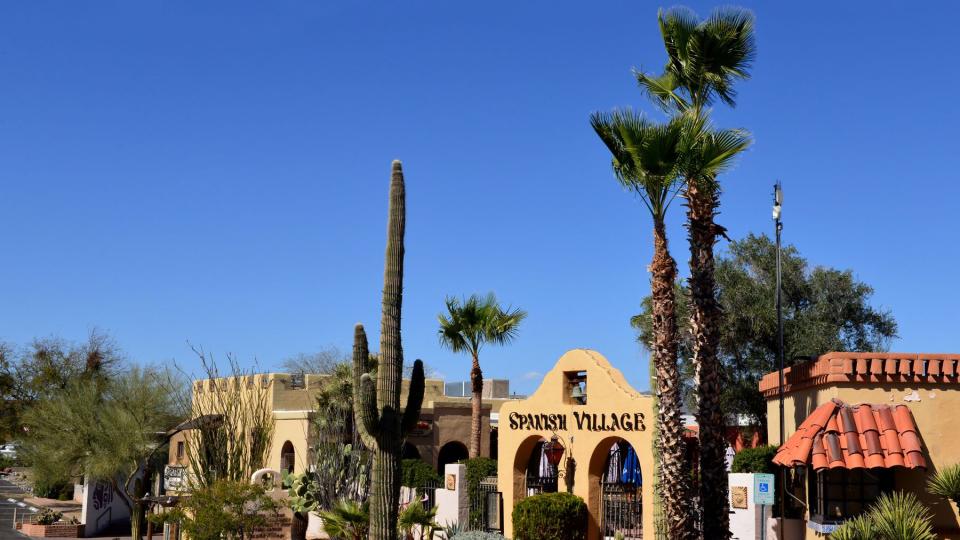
[0,477,30,540]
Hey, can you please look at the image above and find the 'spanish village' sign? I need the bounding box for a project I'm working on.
[507,411,646,432]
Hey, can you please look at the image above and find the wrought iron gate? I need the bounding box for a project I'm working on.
[600,481,643,539]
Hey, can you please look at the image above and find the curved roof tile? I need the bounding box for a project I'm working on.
[772,400,926,472]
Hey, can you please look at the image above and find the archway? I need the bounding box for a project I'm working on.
[589,437,642,540]
[523,438,558,496]
[280,441,295,474]
[436,441,469,474]
[401,442,421,460]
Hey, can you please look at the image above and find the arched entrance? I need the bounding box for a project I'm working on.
[589,438,642,540]
[280,441,295,474]
[524,438,558,495]
[436,441,469,474]
[401,442,421,460]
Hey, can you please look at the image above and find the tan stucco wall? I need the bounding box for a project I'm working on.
[767,383,960,538]
[498,349,654,540]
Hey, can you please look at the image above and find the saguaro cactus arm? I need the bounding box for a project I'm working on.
[400,359,425,437]
[352,324,379,448]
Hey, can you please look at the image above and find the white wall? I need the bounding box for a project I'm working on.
[729,473,775,540]
[79,475,134,535]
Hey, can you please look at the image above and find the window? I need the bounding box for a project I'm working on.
[809,468,892,523]
[176,441,185,460]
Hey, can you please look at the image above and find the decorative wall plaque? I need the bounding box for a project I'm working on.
[445,474,456,490]
[731,486,748,509]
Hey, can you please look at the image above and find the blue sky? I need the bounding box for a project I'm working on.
[2,1,958,394]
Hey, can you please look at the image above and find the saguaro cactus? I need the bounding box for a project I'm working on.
[352,160,425,540]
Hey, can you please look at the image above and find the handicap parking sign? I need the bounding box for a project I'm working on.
[753,473,775,505]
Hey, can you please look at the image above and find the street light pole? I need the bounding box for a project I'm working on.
[773,181,785,530]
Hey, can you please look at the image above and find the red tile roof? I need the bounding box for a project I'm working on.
[773,399,926,471]
[759,352,960,398]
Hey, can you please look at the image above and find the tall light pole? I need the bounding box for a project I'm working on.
[773,181,785,528]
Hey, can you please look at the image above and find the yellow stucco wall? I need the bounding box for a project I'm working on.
[498,349,654,540]
[767,383,960,539]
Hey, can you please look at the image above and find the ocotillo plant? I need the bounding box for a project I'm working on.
[352,160,425,540]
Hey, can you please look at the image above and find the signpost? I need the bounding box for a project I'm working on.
[754,473,775,540]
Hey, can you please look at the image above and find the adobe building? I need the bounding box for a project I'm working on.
[167,372,518,478]
[761,352,960,538]
[498,349,654,540]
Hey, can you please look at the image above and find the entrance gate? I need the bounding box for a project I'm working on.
[600,482,642,539]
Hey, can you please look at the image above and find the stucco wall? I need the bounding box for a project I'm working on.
[498,349,654,540]
[767,383,960,538]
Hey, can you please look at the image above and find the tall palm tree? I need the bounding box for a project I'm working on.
[636,7,756,538]
[591,109,695,540]
[438,293,526,458]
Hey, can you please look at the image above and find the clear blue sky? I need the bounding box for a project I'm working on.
[2,1,958,394]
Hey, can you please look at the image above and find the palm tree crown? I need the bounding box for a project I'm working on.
[438,293,526,358]
[636,7,756,115]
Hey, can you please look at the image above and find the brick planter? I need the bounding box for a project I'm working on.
[21,522,85,538]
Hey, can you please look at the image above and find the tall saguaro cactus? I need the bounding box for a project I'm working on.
[352,160,425,540]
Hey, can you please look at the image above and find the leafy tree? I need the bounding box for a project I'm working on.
[152,479,279,540]
[279,347,350,375]
[22,366,183,540]
[438,293,526,458]
[0,331,122,441]
[590,109,694,538]
[633,234,897,432]
[635,8,756,536]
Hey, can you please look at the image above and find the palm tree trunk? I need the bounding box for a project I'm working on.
[686,179,730,539]
[469,354,483,458]
[651,220,696,540]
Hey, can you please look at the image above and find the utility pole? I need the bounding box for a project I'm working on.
[772,181,785,530]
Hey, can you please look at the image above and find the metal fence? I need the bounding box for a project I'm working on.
[600,482,642,540]
[467,476,502,532]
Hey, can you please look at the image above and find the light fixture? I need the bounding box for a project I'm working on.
[772,181,783,221]
[543,435,565,467]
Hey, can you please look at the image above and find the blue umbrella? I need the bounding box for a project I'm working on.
[620,446,642,485]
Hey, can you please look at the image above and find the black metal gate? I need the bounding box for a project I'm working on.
[468,476,503,532]
[600,482,643,539]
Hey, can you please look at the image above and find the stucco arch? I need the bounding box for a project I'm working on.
[498,349,655,540]
[436,440,469,473]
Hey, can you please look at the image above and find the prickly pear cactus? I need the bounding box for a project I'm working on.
[352,160,425,540]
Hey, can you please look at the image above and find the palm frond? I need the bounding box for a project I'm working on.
[590,108,686,218]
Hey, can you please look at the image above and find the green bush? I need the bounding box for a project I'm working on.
[35,509,63,525]
[830,491,934,540]
[731,445,778,474]
[462,457,498,528]
[450,532,507,540]
[401,459,441,487]
[928,462,960,505]
[513,492,587,540]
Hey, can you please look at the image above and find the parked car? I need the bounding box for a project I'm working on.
[0,443,19,460]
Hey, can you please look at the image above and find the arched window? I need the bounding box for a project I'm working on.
[280,441,296,474]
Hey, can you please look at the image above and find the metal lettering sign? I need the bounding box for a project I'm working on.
[753,473,775,505]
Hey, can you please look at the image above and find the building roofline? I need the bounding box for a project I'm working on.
[759,352,960,398]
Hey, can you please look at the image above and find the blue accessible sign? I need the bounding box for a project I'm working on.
[753,473,775,505]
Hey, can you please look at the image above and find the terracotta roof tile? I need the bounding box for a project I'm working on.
[772,400,926,472]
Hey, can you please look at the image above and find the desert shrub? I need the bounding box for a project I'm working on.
[829,491,934,540]
[928,462,960,505]
[513,492,587,540]
[450,532,507,540]
[151,479,279,540]
[731,445,777,474]
[401,459,440,487]
[35,509,63,525]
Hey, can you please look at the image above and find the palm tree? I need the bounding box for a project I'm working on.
[635,7,755,538]
[591,109,695,539]
[438,293,527,458]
